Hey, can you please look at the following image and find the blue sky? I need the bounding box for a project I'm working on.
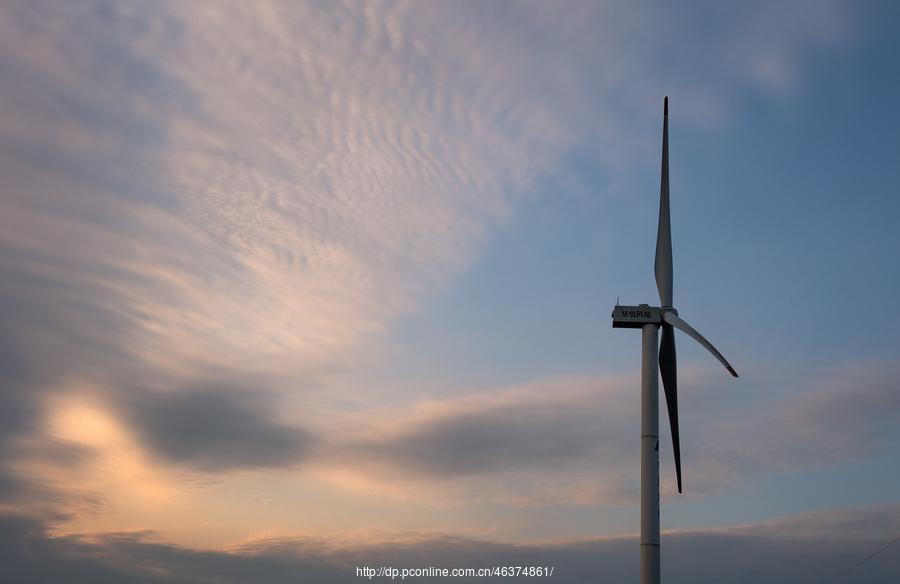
[1,1,899,582]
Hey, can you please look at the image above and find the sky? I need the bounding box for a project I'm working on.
[1,1,899,582]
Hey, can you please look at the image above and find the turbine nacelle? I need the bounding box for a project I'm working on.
[611,305,681,328]
[611,304,661,328]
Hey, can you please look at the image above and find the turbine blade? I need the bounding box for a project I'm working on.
[654,97,673,307]
[659,322,682,493]
[662,311,738,377]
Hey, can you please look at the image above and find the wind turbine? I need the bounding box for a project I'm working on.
[612,97,738,584]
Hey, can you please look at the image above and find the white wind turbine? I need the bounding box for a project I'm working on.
[612,97,738,584]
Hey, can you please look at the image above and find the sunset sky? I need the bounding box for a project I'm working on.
[2,1,900,582]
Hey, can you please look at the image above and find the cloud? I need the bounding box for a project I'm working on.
[120,382,315,472]
[327,363,900,505]
[307,376,635,506]
[356,381,625,478]
[693,361,900,483]
[2,504,899,583]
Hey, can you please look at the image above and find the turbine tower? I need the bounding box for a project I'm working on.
[612,97,738,584]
